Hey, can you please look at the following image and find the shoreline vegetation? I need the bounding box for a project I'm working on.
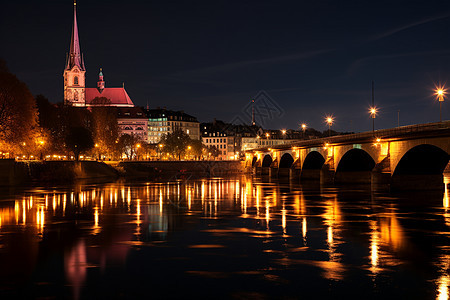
[0,160,244,186]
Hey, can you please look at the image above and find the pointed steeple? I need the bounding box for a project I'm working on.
[66,1,84,70]
[97,68,105,93]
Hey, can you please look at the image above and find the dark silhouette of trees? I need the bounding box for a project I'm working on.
[118,134,141,160]
[0,59,38,154]
[65,126,94,161]
[90,105,118,158]
[159,129,191,160]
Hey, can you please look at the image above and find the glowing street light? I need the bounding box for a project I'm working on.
[281,129,286,139]
[369,106,378,134]
[325,116,334,137]
[436,87,446,122]
[266,132,270,139]
[301,123,307,138]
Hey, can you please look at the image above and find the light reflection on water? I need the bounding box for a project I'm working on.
[0,176,449,299]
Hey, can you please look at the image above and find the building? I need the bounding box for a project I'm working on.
[145,108,200,144]
[202,132,231,160]
[117,107,148,142]
[63,2,134,107]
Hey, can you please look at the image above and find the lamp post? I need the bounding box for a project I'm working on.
[325,116,334,137]
[437,88,445,122]
[301,123,307,139]
[281,129,286,139]
[369,106,377,135]
[136,143,141,160]
[158,144,164,160]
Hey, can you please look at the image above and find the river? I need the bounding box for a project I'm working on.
[0,175,449,299]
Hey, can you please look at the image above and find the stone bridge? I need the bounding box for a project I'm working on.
[244,121,450,190]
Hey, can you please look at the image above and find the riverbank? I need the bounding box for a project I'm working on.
[0,160,245,186]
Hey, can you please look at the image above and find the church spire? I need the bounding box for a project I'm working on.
[66,0,84,70]
[97,68,105,92]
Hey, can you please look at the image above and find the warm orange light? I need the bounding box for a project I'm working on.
[436,87,446,102]
[266,133,270,138]
[136,144,141,148]
[95,143,99,147]
[281,130,286,135]
[325,116,334,125]
[369,106,378,117]
[187,146,191,150]
[301,123,307,130]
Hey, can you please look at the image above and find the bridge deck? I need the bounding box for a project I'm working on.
[248,121,450,152]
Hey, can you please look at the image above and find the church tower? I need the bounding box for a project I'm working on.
[63,1,86,106]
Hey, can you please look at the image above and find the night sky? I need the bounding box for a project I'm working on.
[2,0,450,132]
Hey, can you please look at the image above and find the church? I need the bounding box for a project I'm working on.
[63,1,134,107]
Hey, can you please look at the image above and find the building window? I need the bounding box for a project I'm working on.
[74,76,79,85]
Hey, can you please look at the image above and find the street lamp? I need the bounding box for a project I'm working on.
[369,106,377,134]
[325,116,334,137]
[436,87,446,122]
[281,129,286,139]
[158,144,164,160]
[301,123,307,138]
[135,144,141,161]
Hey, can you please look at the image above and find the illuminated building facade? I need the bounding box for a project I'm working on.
[202,132,231,160]
[145,108,200,144]
[117,107,148,142]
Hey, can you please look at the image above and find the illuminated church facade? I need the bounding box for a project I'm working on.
[63,2,134,107]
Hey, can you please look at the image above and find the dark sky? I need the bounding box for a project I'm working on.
[2,0,450,132]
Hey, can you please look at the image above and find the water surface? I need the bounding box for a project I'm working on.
[0,176,449,299]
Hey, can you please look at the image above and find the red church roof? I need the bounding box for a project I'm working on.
[85,87,134,107]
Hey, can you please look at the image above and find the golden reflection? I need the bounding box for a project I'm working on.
[444,176,450,227]
[369,220,380,274]
[437,254,450,300]
[256,185,261,217]
[322,195,343,280]
[437,274,449,300]
[265,200,270,230]
[379,208,404,251]
[22,200,26,224]
[281,208,287,235]
[302,217,307,244]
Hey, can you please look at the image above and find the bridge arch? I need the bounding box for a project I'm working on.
[262,154,273,168]
[302,151,326,170]
[335,149,376,184]
[336,149,376,172]
[393,144,449,176]
[251,156,258,167]
[279,153,294,168]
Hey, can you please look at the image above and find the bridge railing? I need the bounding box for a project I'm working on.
[249,121,450,151]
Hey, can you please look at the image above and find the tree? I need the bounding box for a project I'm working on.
[90,104,118,159]
[65,126,94,161]
[189,139,203,160]
[0,59,38,154]
[118,134,141,160]
[159,129,191,160]
[207,145,220,159]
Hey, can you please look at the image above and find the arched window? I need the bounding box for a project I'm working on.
[74,76,79,85]
[74,91,78,101]
[136,127,143,130]
[124,127,132,130]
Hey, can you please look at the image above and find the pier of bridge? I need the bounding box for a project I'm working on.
[244,122,450,190]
